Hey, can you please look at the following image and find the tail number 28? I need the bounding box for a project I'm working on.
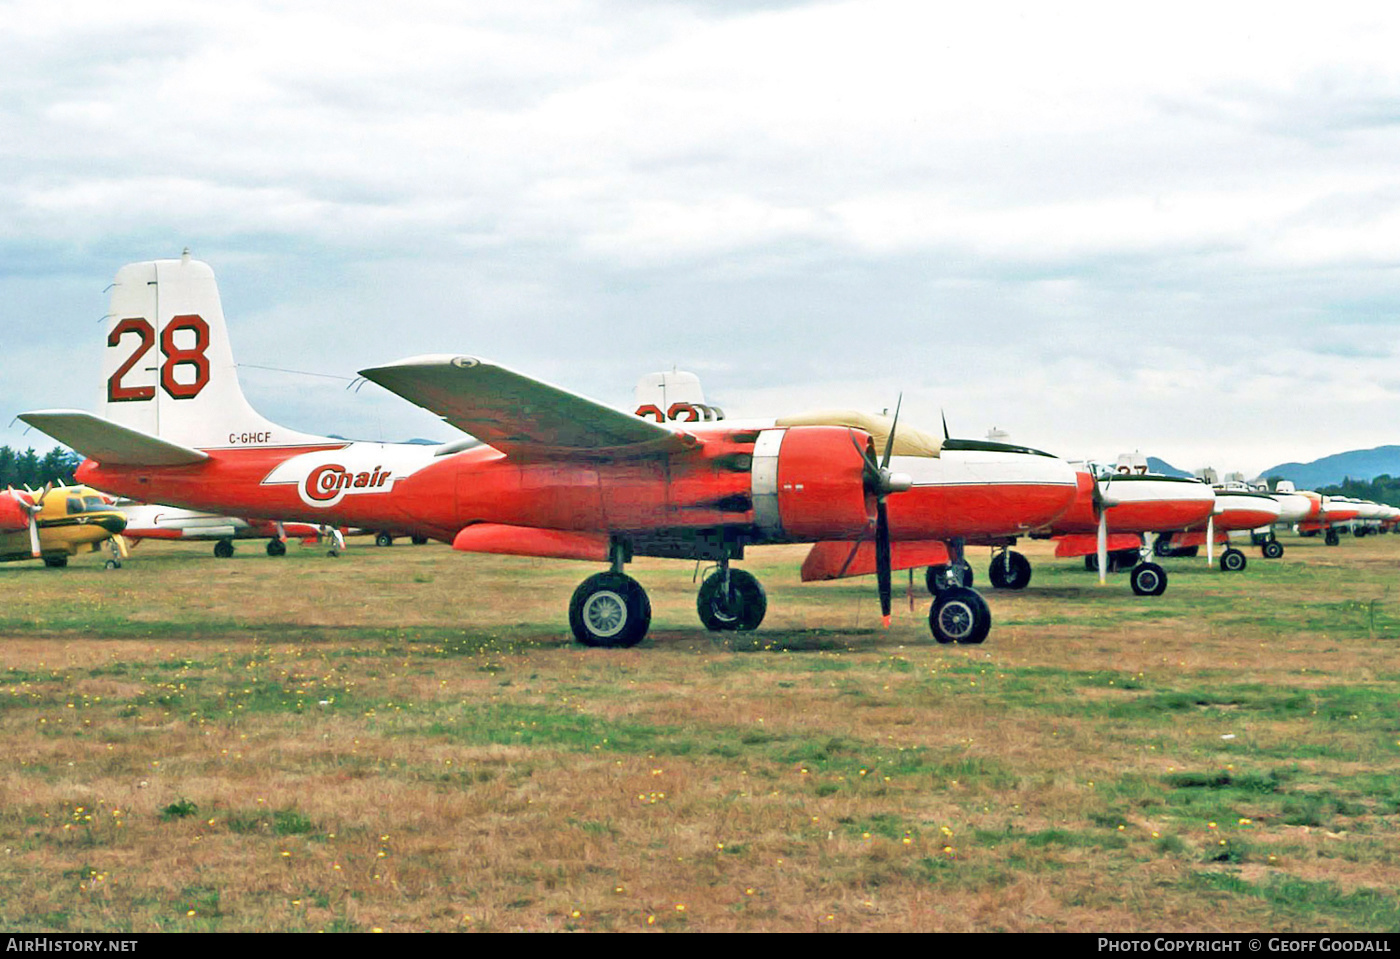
[107,314,211,402]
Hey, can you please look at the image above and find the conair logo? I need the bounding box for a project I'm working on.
[300,463,393,508]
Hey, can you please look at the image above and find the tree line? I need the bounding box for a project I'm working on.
[0,446,83,491]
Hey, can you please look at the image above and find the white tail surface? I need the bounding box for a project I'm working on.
[98,253,329,450]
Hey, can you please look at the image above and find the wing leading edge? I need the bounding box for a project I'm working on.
[359,355,698,460]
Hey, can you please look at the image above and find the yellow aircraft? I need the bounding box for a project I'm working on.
[1,484,130,568]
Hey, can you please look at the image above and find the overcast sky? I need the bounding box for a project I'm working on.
[3,0,1398,477]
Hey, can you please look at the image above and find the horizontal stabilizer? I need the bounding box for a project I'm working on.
[452,524,610,562]
[18,410,209,467]
[1054,533,1141,558]
[801,539,952,582]
[360,355,698,460]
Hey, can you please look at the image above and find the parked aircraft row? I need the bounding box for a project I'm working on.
[14,255,1398,650]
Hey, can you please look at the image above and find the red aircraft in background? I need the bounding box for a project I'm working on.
[20,254,951,648]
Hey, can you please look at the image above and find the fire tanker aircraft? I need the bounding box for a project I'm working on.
[798,450,1216,598]
[630,372,1081,644]
[0,484,129,568]
[114,500,344,557]
[21,254,1082,648]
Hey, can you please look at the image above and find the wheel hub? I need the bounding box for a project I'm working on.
[583,591,628,638]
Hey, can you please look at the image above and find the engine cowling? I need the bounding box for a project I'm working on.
[751,426,873,541]
[0,492,34,533]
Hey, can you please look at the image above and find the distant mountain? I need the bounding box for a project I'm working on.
[1147,457,1193,478]
[1256,446,1400,488]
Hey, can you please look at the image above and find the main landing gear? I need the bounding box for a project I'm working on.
[922,539,993,644]
[1252,530,1285,559]
[1219,547,1247,572]
[987,549,1032,591]
[1091,537,1169,596]
[697,565,767,632]
[214,538,235,559]
[567,541,770,648]
[1325,529,1341,546]
[266,538,287,557]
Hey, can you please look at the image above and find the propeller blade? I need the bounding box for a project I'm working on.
[876,499,892,627]
[880,394,903,470]
[941,409,950,441]
[28,512,41,559]
[1096,510,1108,586]
[1207,515,1215,565]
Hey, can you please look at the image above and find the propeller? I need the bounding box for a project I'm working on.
[1090,472,1118,585]
[7,484,49,559]
[849,397,913,626]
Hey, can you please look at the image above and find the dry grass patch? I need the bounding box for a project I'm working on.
[0,536,1398,930]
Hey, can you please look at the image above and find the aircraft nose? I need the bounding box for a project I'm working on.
[96,513,127,534]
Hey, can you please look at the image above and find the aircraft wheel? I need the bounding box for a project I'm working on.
[214,539,235,559]
[926,563,973,594]
[1220,547,1247,572]
[1153,534,1173,557]
[987,551,1032,590]
[411,535,428,545]
[375,532,393,547]
[43,556,67,568]
[104,559,121,570]
[697,569,767,632]
[1262,540,1284,559]
[1325,529,1340,545]
[1129,562,1167,596]
[569,572,651,648]
[266,539,287,557]
[928,587,991,645]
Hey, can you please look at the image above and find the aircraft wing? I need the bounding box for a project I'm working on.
[359,355,699,460]
[18,411,209,466]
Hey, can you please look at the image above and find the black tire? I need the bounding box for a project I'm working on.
[1153,534,1173,557]
[696,569,767,632]
[266,539,287,557]
[926,563,973,594]
[1129,562,1167,596]
[213,539,235,559]
[928,586,991,645]
[411,535,428,545]
[1262,540,1284,559]
[987,551,1032,590]
[1325,529,1340,546]
[569,572,651,648]
[43,556,68,568]
[104,559,120,570]
[1220,548,1247,572]
[375,532,393,547]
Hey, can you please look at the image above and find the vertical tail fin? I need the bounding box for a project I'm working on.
[98,252,328,450]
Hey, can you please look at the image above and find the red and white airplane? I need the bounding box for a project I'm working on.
[114,500,344,557]
[1154,473,1283,571]
[21,254,948,648]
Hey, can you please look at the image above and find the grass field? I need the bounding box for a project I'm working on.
[1,532,1397,932]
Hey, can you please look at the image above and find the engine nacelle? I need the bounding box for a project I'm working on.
[0,492,33,533]
[751,427,872,541]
